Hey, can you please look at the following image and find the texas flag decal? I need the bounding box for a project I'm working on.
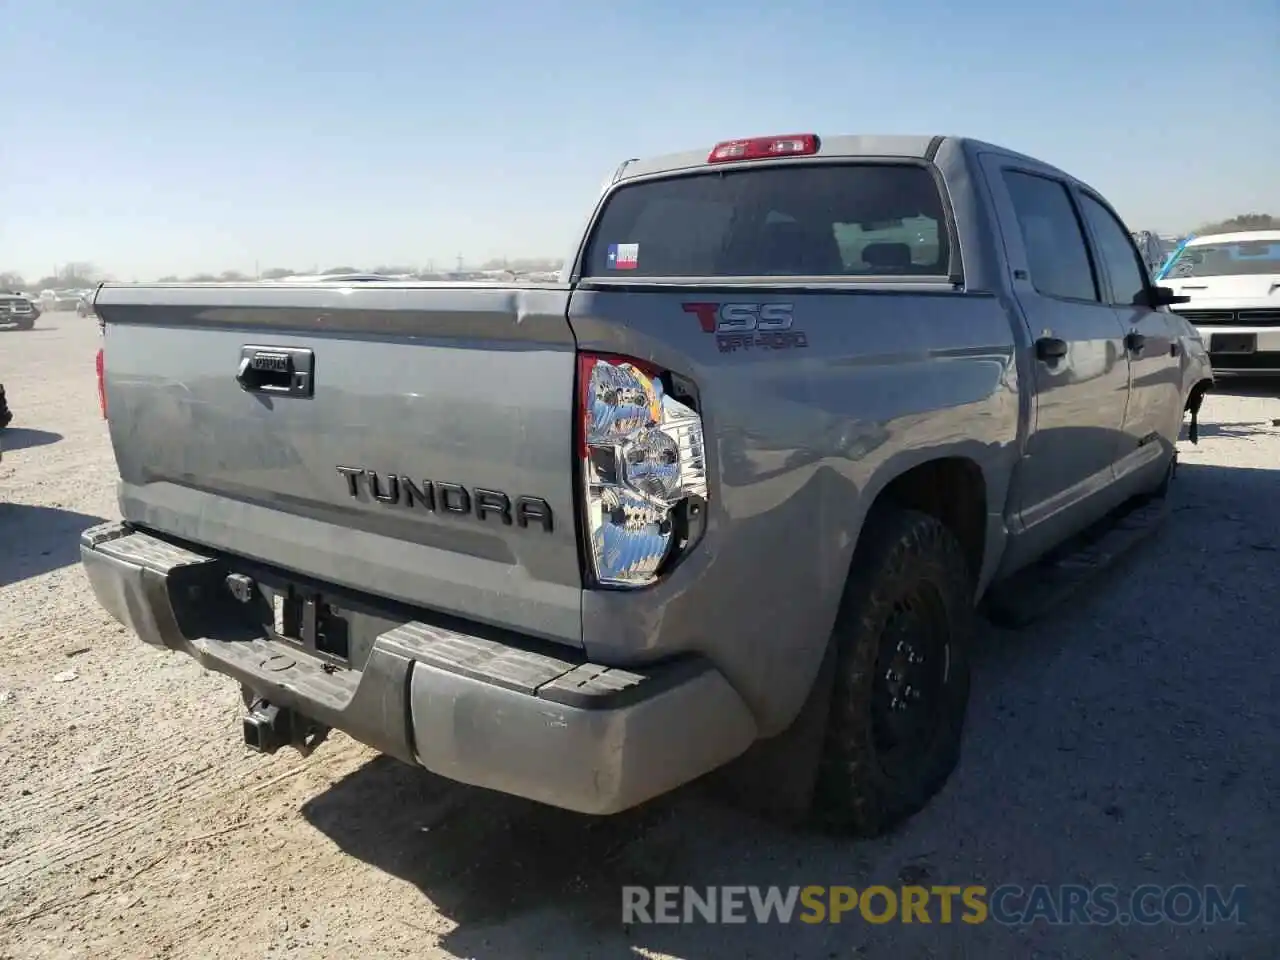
[607,243,639,270]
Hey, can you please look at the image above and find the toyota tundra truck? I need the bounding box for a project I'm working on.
[81,133,1213,836]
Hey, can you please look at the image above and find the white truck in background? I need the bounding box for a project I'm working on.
[1160,230,1280,376]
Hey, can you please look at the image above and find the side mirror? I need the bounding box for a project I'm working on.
[1138,285,1190,308]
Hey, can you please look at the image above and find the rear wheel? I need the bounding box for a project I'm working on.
[813,507,974,836]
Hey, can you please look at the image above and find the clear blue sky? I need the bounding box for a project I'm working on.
[2,0,1275,281]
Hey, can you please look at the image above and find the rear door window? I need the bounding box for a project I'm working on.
[582,164,953,279]
[1077,192,1149,306]
[1001,170,1100,303]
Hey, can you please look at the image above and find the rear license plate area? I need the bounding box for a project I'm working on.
[1209,333,1256,354]
[272,586,351,663]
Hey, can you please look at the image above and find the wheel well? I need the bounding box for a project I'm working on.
[871,458,987,582]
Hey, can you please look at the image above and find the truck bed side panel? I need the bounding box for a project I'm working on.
[568,285,1021,734]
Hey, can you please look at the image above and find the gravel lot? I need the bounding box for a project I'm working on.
[1,314,1277,959]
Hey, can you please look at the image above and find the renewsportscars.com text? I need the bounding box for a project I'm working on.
[622,884,1247,927]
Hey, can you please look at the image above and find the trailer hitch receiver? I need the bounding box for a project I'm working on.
[243,698,330,757]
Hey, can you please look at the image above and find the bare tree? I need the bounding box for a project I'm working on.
[33,262,98,289]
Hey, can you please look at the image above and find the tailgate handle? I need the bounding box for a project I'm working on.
[236,346,315,398]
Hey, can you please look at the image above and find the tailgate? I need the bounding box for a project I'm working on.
[95,282,583,647]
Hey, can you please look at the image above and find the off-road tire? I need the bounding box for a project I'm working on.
[813,507,974,836]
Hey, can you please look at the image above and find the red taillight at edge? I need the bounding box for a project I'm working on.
[96,348,107,419]
[576,353,598,460]
[576,352,662,457]
[707,133,819,164]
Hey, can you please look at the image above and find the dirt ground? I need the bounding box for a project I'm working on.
[1,314,1277,960]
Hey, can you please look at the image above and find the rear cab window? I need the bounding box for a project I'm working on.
[581,163,955,280]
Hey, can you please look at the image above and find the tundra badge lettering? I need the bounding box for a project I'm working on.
[336,467,553,532]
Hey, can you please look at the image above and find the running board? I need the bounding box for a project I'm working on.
[982,492,1172,628]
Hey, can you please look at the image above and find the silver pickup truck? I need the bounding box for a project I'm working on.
[82,133,1213,836]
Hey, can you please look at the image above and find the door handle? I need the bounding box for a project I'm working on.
[236,345,315,398]
[1035,336,1068,362]
[1125,331,1146,353]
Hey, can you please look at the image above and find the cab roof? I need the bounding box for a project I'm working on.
[1186,230,1280,246]
[614,134,1072,184]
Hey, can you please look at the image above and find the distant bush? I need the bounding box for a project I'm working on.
[1195,213,1278,235]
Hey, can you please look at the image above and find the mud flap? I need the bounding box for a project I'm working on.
[703,641,837,824]
[1185,381,1210,445]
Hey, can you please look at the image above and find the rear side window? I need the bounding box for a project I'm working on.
[1002,170,1099,303]
[1077,192,1148,306]
[582,164,952,279]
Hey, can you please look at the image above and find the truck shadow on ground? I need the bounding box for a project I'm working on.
[0,427,64,452]
[301,459,1278,960]
[1188,421,1279,441]
[0,323,64,335]
[0,503,107,586]
[301,759,881,959]
[302,757,692,926]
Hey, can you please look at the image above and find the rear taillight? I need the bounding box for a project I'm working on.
[577,353,708,588]
[96,348,107,419]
